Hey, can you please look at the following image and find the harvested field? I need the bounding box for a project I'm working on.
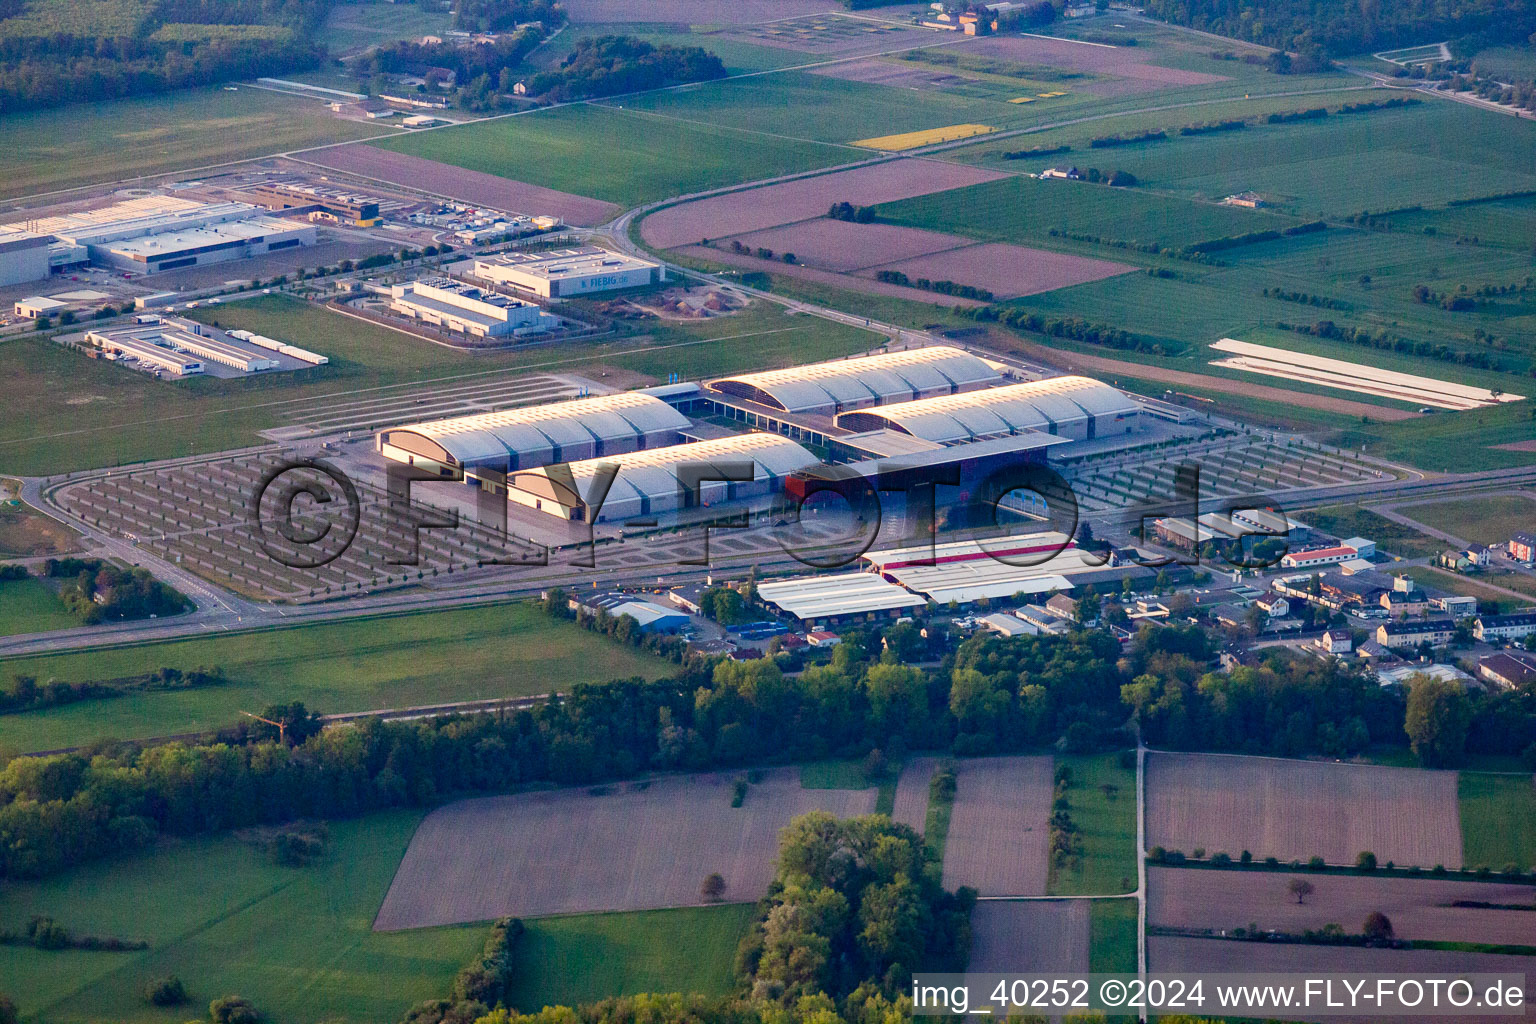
[640,158,1008,249]
[853,123,997,151]
[808,59,979,92]
[299,145,621,226]
[1149,867,1536,946]
[1003,338,1421,422]
[941,756,1053,896]
[1150,936,1536,1023]
[858,241,1135,299]
[1146,753,1462,869]
[968,900,1090,973]
[374,767,875,930]
[673,244,987,307]
[892,756,937,833]
[962,35,1229,86]
[725,219,969,273]
[563,0,837,21]
[724,14,917,56]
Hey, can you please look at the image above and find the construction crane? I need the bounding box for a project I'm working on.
[240,710,288,744]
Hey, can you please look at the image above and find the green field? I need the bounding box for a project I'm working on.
[1459,772,1536,872]
[3,293,878,475]
[0,576,75,637]
[0,602,672,753]
[1300,504,1443,559]
[317,0,453,54]
[0,809,483,1024]
[1050,753,1137,897]
[1088,897,1138,974]
[1393,495,1536,547]
[506,905,754,1012]
[0,87,395,199]
[369,103,851,208]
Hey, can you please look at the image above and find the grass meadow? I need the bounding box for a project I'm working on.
[0,809,484,1024]
[1050,753,1137,897]
[1088,897,1138,974]
[1392,495,1536,546]
[2,293,878,475]
[0,88,394,199]
[0,602,672,753]
[0,576,75,637]
[506,906,755,1011]
[1459,773,1536,873]
[1298,504,1444,559]
[369,104,851,208]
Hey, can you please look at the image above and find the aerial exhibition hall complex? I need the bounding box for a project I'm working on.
[2,0,1535,1021]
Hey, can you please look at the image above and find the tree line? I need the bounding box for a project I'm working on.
[522,34,726,102]
[4,617,1534,884]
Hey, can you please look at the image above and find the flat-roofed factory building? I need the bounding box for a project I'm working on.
[240,181,382,225]
[376,392,692,478]
[388,277,555,338]
[0,228,54,286]
[473,246,663,298]
[508,433,818,523]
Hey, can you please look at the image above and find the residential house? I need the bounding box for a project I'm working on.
[1316,629,1353,655]
[1474,610,1536,643]
[1255,593,1290,619]
[1377,618,1457,648]
[1477,651,1536,689]
[1510,532,1536,564]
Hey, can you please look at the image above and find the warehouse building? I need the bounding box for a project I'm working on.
[241,181,382,225]
[0,228,54,286]
[861,532,1127,604]
[707,347,1002,417]
[16,195,314,274]
[473,246,663,297]
[388,278,554,338]
[86,320,280,373]
[508,433,817,523]
[756,573,926,628]
[835,376,1142,442]
[377,392,691,477]
[87,331,205,375]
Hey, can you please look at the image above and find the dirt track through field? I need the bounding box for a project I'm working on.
[1146,753,1463,868]
[299,146,621,226]
[969,900,1091,973]
[892,756,937,833]
[1005,338,1419,421]
[1150,867,1536,945]
[942,756,1053,895]
[374,767,874,929]
[1151,936,1536,1022]
[641,158,1008,249]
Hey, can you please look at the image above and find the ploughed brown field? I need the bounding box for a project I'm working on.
[1150,936,1536,1023]
[1150,867,1536,946]
[1147,752,1463,869]
[373,767,874,930]
[670,243,990,306]
[640,158,1007,249]
[942,756,1053,896]
[854,240,1135,298]
[961,35,1230,90]
[892,756,938,833]
[300,146,622,226]
[724,219,969,273]
[968,900,1091,973]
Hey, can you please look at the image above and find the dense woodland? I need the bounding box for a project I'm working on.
[5,600,1535,882]
[523,35,727,102]
[0,0,331,111]
[1143,0,1536,56]
[42,557,188,624]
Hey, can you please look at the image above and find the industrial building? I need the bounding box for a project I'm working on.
[834,376,1142,443]
[241,181,382,225]
[13,195,314,274]
[87,320,280,373]
[473,246,663,298]
[376,392,692,477]
[508,433,818,523]
[861,533,1126,605]
[569,592,691,633]
[707,347,1002,417]
[756,573,926,628]
[0,228,54,286]
[388,278,555,338]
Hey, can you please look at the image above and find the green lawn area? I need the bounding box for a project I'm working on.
[799,758,894,814]
[1088,897,1138,973]
[0,809,483,1024]
[1459,772,1536,873]
[3,293,879,475]
[1393,495,1536,547]
[0,87,395,199]
[506,905,754,1012]
[369,103,851,208]
[1300,504,1444,559]
[0,576,76,637]
[0,602,672,753]
[1050,753,1137,897]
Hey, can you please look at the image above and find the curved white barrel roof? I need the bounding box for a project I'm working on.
[379,392,690,468]
[834,376,1140,441]
[707,346,1001,413]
